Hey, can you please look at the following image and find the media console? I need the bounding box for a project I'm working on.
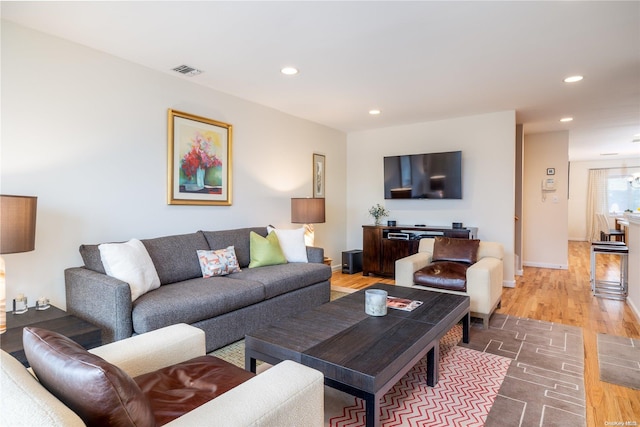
[362,224,478,277]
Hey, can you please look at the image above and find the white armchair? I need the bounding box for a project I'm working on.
[395,238,504,328]
[1,323,324,427]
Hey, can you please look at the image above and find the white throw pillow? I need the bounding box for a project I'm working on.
[267,226,308,263]
[99,239,160,301]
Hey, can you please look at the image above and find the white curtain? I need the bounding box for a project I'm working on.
[586,169,608,241]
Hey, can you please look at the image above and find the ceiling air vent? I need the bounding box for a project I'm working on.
[172,65,203,77]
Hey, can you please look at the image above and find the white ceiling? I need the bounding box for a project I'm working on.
[3,1,639,161]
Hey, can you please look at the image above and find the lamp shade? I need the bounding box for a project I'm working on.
[1,195,37,254]
[291,198,325,224]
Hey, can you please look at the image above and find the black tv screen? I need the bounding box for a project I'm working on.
[384,151,462,199]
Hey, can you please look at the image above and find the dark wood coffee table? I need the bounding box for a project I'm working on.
[245,284,469,427]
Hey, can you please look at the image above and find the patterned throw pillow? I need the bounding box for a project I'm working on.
[197,246,241,277]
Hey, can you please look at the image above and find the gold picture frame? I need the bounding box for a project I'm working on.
[167,109,232,205]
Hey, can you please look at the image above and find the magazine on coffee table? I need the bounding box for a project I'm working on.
[386,296,423,312]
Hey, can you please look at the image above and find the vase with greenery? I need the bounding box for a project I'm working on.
[368,203,390,225]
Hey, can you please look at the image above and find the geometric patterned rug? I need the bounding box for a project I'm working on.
[597,333,640,390]
[461,313,586,427]
[325,324,512,426]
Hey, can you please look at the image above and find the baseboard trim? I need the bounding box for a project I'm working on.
[502,280,516,288]
[330,285,358,294]
[627,297,640,323]
[522,261,569,270]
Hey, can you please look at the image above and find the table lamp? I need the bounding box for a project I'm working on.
[291,198,325,246]
[0,195,38,333]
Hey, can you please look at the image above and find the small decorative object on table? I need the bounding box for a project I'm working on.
[36,297,50,311]
[365,289,388,316]
[368,203,390,226]
[13,294,28,314]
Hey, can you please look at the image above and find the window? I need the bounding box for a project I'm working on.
[607,169,640,214]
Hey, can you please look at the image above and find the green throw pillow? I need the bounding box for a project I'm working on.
[249,231,288,268]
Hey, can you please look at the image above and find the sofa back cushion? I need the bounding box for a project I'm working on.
[142,232,210,285]
[202,227,267,268]
[23,327,155,427]
[418,237,503,262]
[432,237,480,264]
[79,243,107,274]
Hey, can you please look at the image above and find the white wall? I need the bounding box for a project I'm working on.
[568,158,640,241]
[1,21,347,309]
[346,111,517,286]
[523,131,569,269]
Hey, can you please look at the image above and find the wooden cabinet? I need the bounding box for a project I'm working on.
[362,225,478,277]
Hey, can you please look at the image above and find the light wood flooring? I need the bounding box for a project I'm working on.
[330,241,640,426]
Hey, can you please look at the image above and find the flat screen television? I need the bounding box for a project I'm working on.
[384,150,462,199]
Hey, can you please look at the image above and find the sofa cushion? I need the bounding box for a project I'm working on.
[267,226,308,263]
[142,231,210,285]
[228,262,332,299]
[22,327,155,427]
[432,236,480,264]
[248,231,287,268]
[135,355,255,426]
[197,246,241,277]
[414,261,469,292]
[79,243,107,274]
[99,238,161,301]
[202,227,267,268]
[131,277,265,334]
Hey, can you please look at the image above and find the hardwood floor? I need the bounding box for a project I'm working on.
[330,241,640,426]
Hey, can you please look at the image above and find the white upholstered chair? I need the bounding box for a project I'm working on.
[395,237,504,328]
[1,324,324,427]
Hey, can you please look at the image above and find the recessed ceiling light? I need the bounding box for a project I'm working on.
[280,67,299,76]
[564,75,584,83]
[632,134,640,143]
[600,153,618,156]
[369,109,381,115]
[560,117,573,122]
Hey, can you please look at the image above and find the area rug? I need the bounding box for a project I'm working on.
[460,313,586,427]
[597,333,640,390]
[325,325,511,427]
[211,293,587,426]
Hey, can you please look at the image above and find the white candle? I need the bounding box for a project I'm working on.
[365,289,388,316]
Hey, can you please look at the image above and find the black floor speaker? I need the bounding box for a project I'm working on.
[342,250,363,274]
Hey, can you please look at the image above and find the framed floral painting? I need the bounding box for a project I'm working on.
[167,109,232,205]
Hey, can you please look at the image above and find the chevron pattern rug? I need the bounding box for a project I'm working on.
[325,325,511,426]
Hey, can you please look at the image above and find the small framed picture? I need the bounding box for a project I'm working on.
[546,168,555,175]
[313,153,325,198]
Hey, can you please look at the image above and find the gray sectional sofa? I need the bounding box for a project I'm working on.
[64,227,332,352]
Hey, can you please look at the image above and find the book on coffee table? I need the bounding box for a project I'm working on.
[386,296,423,312]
